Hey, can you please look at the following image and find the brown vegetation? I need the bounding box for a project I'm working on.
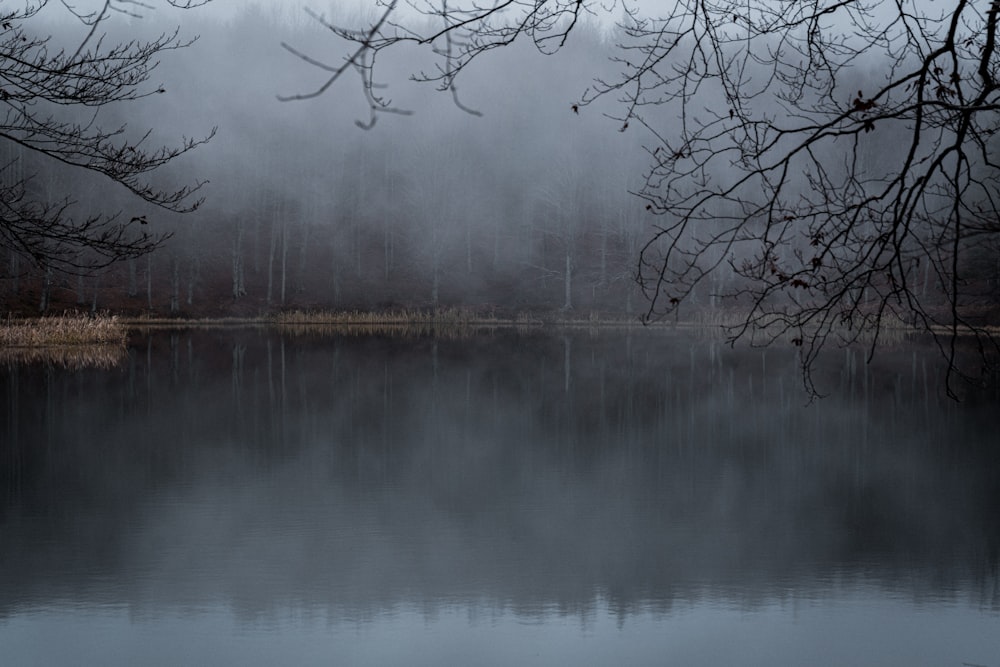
[0,312,128,347]
[0,345,127,369]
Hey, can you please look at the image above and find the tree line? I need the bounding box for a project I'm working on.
[1,1,998,393]
[1,6,659,317]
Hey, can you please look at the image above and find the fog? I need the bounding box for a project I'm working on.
[1,3,996,330]
[1,330,997,622]
[0,5,659,315]
[3,7,999,664]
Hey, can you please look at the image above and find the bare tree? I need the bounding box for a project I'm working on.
[286,0,1000,396]
[0,0,214,276]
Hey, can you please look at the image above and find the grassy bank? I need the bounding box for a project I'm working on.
[122,307,663,328]
[122,307,541,328]
[10,306,984,342]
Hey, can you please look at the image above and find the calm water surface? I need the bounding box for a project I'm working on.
[1,329,998,666]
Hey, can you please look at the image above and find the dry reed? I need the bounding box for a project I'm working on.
[273,307,506,326]
[273,308,511,338]
[0,312,128,347]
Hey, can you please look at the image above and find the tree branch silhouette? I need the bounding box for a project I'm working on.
[289,0,1000,397]
[0,0,214,274]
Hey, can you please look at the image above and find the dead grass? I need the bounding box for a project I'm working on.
[1,312,128,347]
[273,307,507,326]
[272,307,512,338]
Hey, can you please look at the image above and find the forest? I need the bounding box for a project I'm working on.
[1,2,999,330]
[1,5,655,317]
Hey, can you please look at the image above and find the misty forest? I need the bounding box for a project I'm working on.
[0,3,655,316]
[1,1,999,665]
[1,0,999,389]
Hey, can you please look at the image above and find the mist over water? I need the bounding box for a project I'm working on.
[0,329,997,665]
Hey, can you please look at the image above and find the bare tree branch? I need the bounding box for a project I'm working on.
[0,0,214,275]
[289,0,1000,397]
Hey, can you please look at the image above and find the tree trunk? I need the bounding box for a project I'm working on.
[39,265,51,313]
[127,257,137,297]
[600,226,608,288]
[232,221,245,300]
[169,255,180,313]
[466,222,473,274]
[563,250,573,311]
[146,254,153,311]
[280,219,288,306]
[267,219,277,306]
[432,259,440,306]
[90,275,100,315]
[331,232,342,303]
[354,218,362,279]
[297,221,310,294]
[493,215,500,270]
[384,221,393,281]
[431,217,441,306]
[9,252,19,296]
[186,254,199,306]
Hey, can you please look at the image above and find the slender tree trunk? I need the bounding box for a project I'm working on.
[146,254,153,311]
[267,219,277,306]
[432,258,440,306]
[493,215,500,270]
[127,257,137,297]
[252,208,262,275]
[90,275,100,314]
[280,219,288,306]
[355,151,365,279]
[331,231,341,303]
[563,250,573,311]
[169,255,180,313]
[39,265,51,313]
[9,252,19,296]
[600,227,608,288]
[186,255,198,306]
[76,275,86,306]
[354,218,362,279]
[466,222,473,274]
[431,220,440,306]
[384,222,392,281]
[297,222,310,294]
[232,221,245,300]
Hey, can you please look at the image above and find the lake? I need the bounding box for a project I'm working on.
[1,328,998,666]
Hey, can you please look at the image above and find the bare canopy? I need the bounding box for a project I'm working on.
[286,0,1000,396]
[0,0,214,274]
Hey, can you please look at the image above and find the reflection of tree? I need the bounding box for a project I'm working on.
[0,331,997,618]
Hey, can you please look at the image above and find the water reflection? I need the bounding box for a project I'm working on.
[1,329,998,663]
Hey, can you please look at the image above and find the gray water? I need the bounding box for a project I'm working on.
[1,329,998,666]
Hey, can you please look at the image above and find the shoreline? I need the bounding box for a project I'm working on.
[3,309,997,348]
